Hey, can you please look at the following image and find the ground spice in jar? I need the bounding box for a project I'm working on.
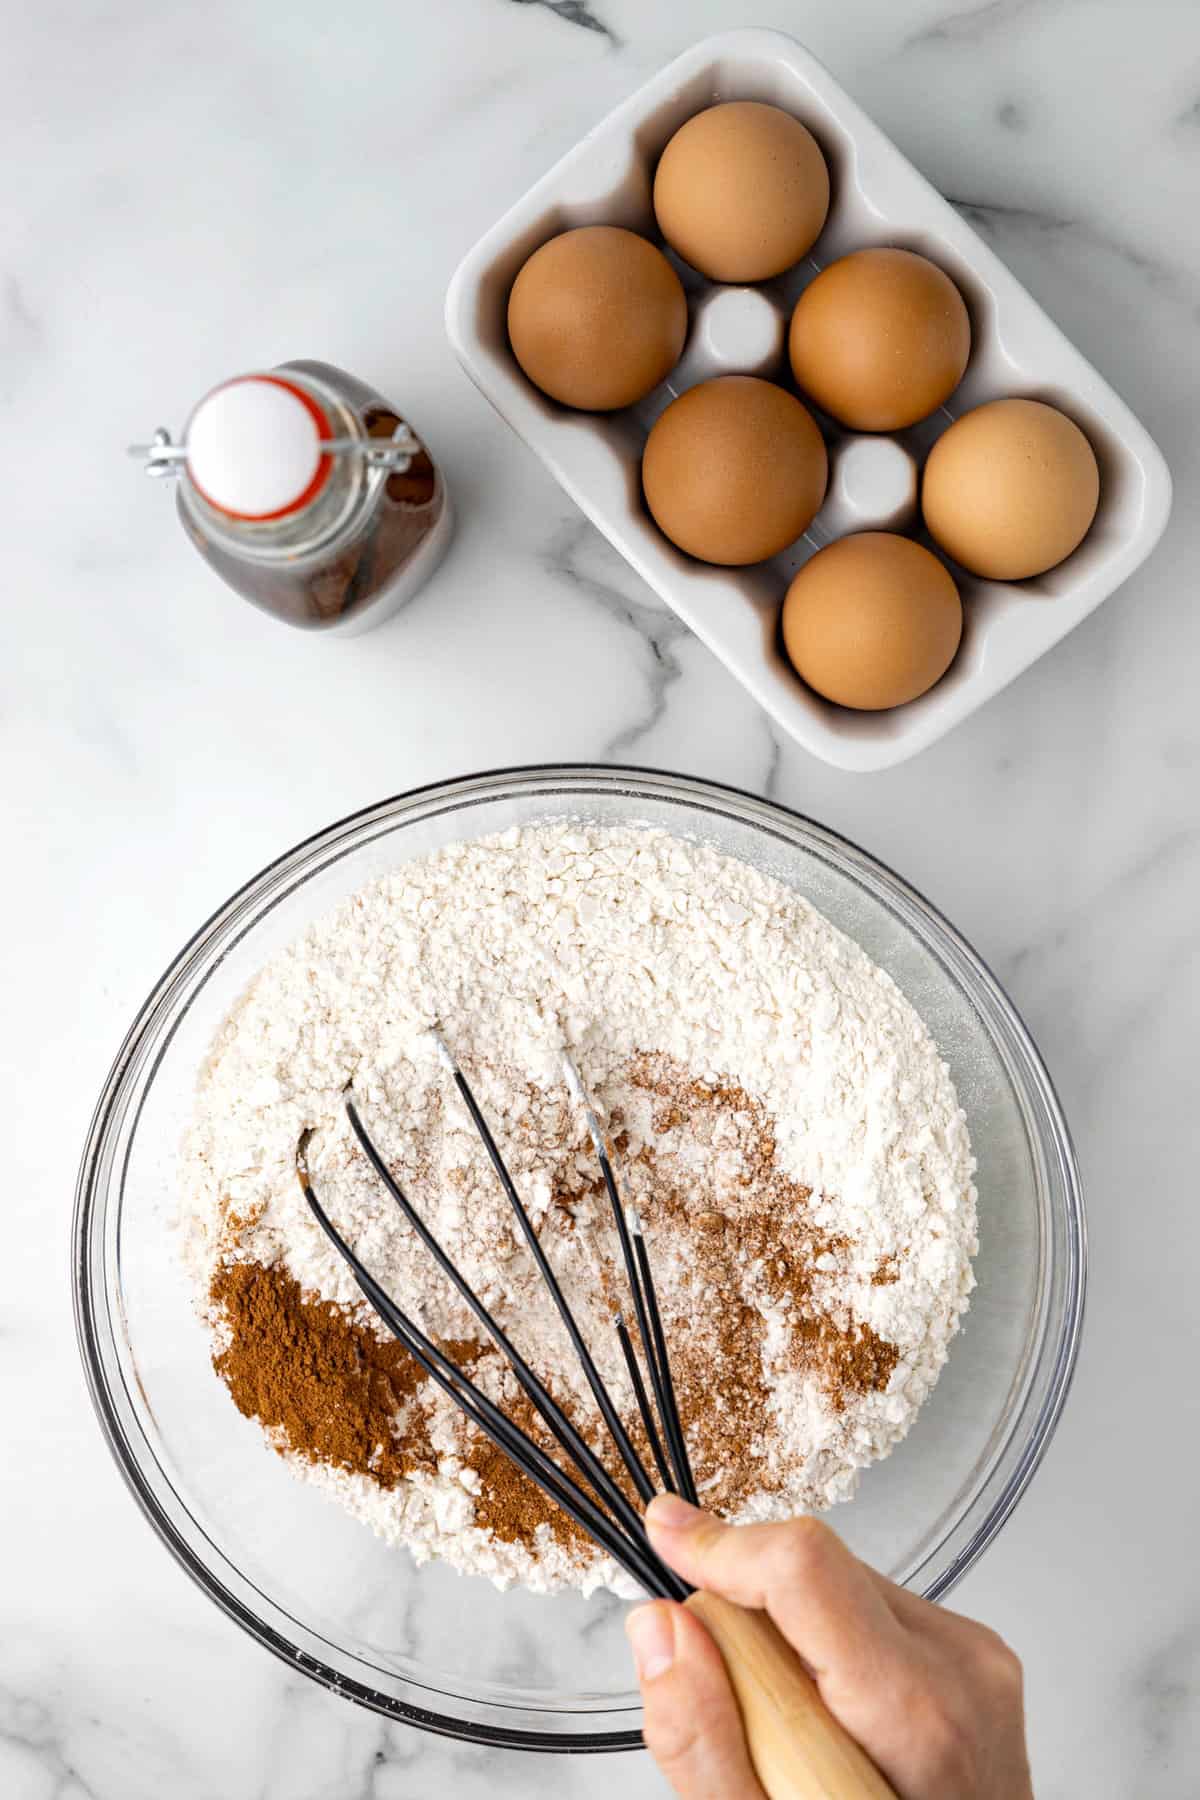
[175,364,447,632]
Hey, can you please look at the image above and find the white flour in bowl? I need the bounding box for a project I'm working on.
[181,823,977,1594]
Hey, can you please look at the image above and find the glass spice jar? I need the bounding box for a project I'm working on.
[133,360,452,634]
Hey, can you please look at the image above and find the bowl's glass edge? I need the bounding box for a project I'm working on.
[72,762,1086,1749]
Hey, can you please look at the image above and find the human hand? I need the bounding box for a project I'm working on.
[626,1496,1033,1800]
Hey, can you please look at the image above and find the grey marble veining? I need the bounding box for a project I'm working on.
[510,0,623,47]
[3,1,1199,1795]
[899,0,1054,50]
[539,517,696,760]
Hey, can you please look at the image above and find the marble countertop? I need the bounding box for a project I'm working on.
[5,1,1198,1793]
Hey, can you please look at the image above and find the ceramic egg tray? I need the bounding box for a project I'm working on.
[445,28,1171,772]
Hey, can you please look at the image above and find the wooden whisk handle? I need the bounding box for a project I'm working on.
[685,1591,899,1800]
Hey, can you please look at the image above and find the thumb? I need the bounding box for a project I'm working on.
[627,1600,766,1800]
[644,1496,908,1716]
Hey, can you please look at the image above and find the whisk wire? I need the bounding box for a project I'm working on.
[632,1220,699,1506]
[582,1110,688,1498]
[342,1096,650,1549]
[616,1315,674,1492]
[563,1058,697,1505]
[433,1037,657,1507]
[295,1037,706,1600]
[298,1153,686,1600]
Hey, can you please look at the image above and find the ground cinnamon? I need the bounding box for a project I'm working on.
[208,1051,899,1555]
[464,1384,593,1555]
[624,1054,898,1496]
[209,1256,591,1551]
[210,1259,439,1485]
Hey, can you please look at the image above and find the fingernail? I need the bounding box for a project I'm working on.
[645,1493,703,1532]
[626,1603,676,1682]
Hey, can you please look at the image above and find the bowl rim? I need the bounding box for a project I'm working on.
[72,761,1087,1752]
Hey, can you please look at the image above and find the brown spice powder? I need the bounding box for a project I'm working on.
[624,1054,898,1497]
[209,1256,593,1553]
[463,1382,593,1556]
[212,1259,453,1487]
[207,1051,900,1557]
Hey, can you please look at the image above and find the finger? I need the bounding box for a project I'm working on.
[643,1493,933,1774]
[645,1498,905,1697]
[627,1601,767,1800]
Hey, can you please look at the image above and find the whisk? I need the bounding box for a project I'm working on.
[296,1033,896,1800]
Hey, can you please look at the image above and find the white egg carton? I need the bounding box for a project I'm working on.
[445,28,1171,772]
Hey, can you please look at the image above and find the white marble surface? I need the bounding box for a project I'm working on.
[4,1,1199,1793]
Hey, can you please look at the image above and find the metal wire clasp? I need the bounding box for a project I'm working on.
[126,422,420,480]
[128,428,188,479]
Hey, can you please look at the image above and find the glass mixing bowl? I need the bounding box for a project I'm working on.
[73,766,1085,1751]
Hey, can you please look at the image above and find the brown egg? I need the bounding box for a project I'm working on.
[507,226,687,411]
[922,398,1100,579]
[789,248,971,431]
[782,532,962,710]
[653,101,830,283]
[643,376,828,566]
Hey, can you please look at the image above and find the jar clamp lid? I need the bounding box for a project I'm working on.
[129,374,419,509]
